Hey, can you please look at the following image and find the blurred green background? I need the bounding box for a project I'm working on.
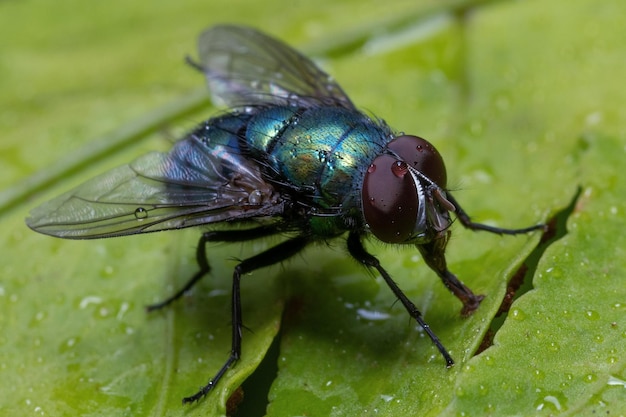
[1,0,624,416]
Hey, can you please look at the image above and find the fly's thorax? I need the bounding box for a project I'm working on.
[246,106,301,153]
[246,106,391,210]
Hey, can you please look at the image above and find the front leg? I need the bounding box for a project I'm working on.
[428,192,545,315]
[416,235,484,316]
[446,192,546,235]
[347,232,454,367]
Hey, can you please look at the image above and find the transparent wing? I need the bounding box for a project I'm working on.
[198,24,355,109]
[26,133,282,239]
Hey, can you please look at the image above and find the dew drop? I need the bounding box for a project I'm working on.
[511,308,526,321]
[533,369,546,380]
[585,310,600,321]
[391,161,408,178]
[367,163,376,173]
[28,311,47,329]
[59,337,80,353]
[248,190,263,205]
[548,341,560,352]
[356,308,390,321]
[607,375,626,388]
[134,207,148,220]
[99,307,110,318]
[545,266,564,279]
[584,373,598,383]
[100,265,114,278]
[79,296,102,309]
[483,355,494,366]
[543,395,563,411]
[534,390,569,412]
[589,393,609,407]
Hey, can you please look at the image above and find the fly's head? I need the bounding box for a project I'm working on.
[361,135,454,245]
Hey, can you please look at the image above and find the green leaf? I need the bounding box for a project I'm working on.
[2,0,625,416]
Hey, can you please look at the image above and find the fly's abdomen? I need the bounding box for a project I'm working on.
[247,107,391,208]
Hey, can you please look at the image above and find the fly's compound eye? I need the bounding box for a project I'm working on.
[387,135,447,188]
[362,155,418,243]
[361,135,448,244]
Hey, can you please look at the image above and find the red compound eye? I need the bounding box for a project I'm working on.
[388,135,447,188]
[361,135,447,243]
[362,154,418,243]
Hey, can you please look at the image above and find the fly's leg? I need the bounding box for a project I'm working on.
[446,193,546,235]
[183,235,310,404]
[347,232,454,367]
[426,192,546,315]
[147,225,282,312]
[417,237,484,317]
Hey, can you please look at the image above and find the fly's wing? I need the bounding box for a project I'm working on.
[197,24,355,109]
[26,134,282,239]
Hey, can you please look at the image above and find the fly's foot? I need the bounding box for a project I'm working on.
[460,294,485,317]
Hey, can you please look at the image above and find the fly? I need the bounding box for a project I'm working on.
[26,25,545,404]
